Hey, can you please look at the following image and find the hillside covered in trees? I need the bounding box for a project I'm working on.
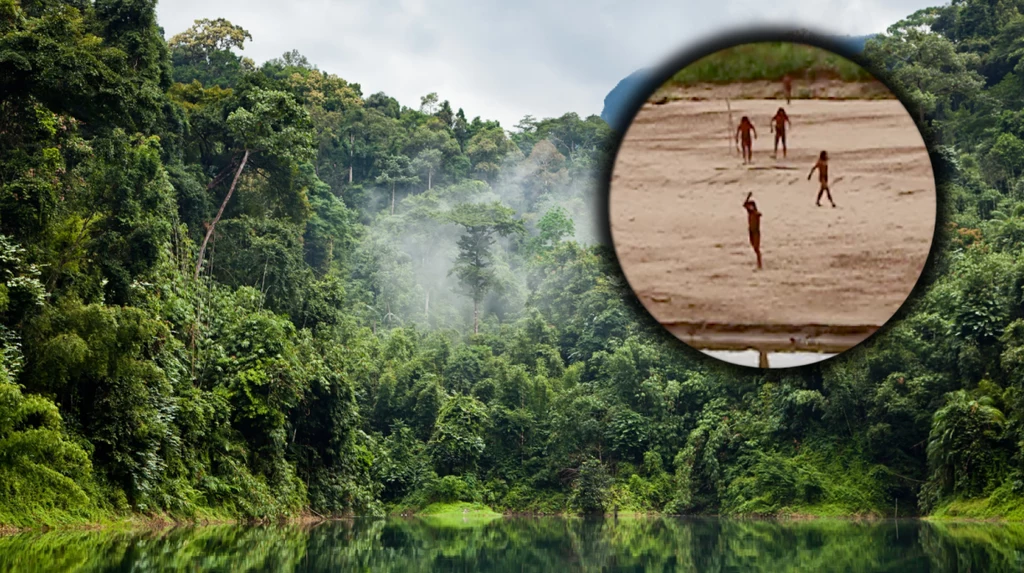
[3,0,1024,529]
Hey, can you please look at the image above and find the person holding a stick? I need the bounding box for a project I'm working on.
[770,107,791,159]
[808,150,836,207]
[736,116,757,164]
[743,192,763,269]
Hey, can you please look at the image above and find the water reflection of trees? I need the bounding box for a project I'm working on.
[2,518,1024,572]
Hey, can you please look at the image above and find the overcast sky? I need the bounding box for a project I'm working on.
[156,0,939,129]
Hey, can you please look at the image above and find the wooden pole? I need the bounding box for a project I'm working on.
[895,497,899,539]
[727,98,736,155]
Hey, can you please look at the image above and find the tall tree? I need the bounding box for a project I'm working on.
[375,154,419,215]
[442,202,524,334]
[465,125,514,182]
[167,17,251,62]
[194,88,315,278]
[412,148,443,191]
[419,92,439,115]
[168,18,253,87]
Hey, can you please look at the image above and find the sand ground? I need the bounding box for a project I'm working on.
[610,93,936,332]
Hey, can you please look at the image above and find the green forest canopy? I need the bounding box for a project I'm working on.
[4,0,1024,527]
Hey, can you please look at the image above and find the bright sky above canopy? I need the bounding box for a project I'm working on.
[157,0,937,130]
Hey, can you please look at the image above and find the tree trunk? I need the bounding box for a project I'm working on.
[520,430,525,466]
[195,149,249,279]
[428,168,432,190]
[349,135,354,183]
[390,182,396,215]
[425,290,429,316]
[473,299,479,335]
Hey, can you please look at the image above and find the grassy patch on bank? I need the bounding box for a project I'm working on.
[412,503,503,529]
[0,501,107,532]
[417,502,501,517]
[928,481,1024,522]
[0,505,266,535]
[668,42,873,86]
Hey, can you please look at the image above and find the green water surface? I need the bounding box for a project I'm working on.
[2,517,1023,572]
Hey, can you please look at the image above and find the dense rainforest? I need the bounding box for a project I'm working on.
[3,0,1024,529]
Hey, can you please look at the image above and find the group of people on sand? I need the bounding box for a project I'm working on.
[734,76,836,270]
[734,108,804,163]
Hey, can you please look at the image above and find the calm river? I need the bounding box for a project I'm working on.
[2,516,1023,572]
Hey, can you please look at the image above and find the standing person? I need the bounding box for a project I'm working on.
[808,150,836,207]
[736,116,757,164]
[782,74,793,105]
[770,107,791,159]
[743,192,763,269]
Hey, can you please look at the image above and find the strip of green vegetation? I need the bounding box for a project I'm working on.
[412,503,503,529]
[668,42,873,86]
[417,502,501,517]
[716,442,895,519]
[0,506,271,535]
[927,481,1024,522]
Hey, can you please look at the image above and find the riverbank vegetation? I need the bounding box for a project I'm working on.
[4,0,1024,530]
[667,41,873,85]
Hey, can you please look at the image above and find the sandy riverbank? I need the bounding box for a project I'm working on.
[610,91,935,338]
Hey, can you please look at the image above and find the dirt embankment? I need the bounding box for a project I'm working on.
[652,79,895,103]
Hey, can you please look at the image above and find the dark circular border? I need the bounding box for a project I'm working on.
[594,25,944,372]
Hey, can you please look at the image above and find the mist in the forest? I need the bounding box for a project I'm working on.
[355,126,608,333]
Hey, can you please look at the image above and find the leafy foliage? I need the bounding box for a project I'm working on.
[8,1,1024,529]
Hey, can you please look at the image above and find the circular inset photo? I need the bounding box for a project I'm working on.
[608,40,936,369]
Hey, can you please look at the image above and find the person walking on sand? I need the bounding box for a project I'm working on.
[808,151,835,207]
[770,107,791,159]
[782,74,793,105]
[736,116,757,164]
[743,192,763,269]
